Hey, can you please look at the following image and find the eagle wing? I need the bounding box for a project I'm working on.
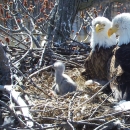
[107,46,130,101]
[84,45,115,80]
[115,44,130,73]
[59,75,77,95]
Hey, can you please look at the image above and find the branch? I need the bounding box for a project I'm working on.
[0,85,33,127]
[94,118,121,130]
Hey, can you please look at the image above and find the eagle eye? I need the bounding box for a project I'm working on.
[94,22,100,26]
[115,24,119,28]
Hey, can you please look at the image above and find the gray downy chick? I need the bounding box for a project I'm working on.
[52,61,77,95]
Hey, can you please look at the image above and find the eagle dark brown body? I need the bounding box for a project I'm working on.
[84,45,115,80]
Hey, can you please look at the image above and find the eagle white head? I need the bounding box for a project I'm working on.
[91,17,116,51]
[108,13,130,46]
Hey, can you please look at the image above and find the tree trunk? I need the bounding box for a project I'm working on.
[47,0,82,45]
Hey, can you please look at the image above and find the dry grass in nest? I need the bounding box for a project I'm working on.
[22,66,118,126]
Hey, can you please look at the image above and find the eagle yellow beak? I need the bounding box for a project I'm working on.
[108,26,118,37]
[95,24,104,33]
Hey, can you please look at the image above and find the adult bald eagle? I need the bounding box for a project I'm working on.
[84,17,116,81]
[108,13,130,101]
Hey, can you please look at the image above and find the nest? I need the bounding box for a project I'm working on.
[0,44,129,130]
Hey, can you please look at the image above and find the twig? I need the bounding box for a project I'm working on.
[86,11,93,20]
[79,119,106,124]
[102,6,109,17]
[73,23,83,40]
[89,92,113,118]
[17,116,34,130]
[0,85,34,127]
[13,33,33,49]
[67,120,75,130]
[43,120,99,129]
[88,110,130,121]
[29,65,53,78]
[19,114,44,129]
[0,100,17,118]
[12,64,51,98]
[68,92,78,121]
[13,49,31,65]
[38,42,48,68]
[13,105,33,108]
[94,118,121,130]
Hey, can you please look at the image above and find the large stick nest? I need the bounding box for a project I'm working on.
[0,43,129,130]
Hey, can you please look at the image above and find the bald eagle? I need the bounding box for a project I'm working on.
[84,17,116,81]
[108,13,130,101]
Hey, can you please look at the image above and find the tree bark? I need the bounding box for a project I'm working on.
[47,0,82,45]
